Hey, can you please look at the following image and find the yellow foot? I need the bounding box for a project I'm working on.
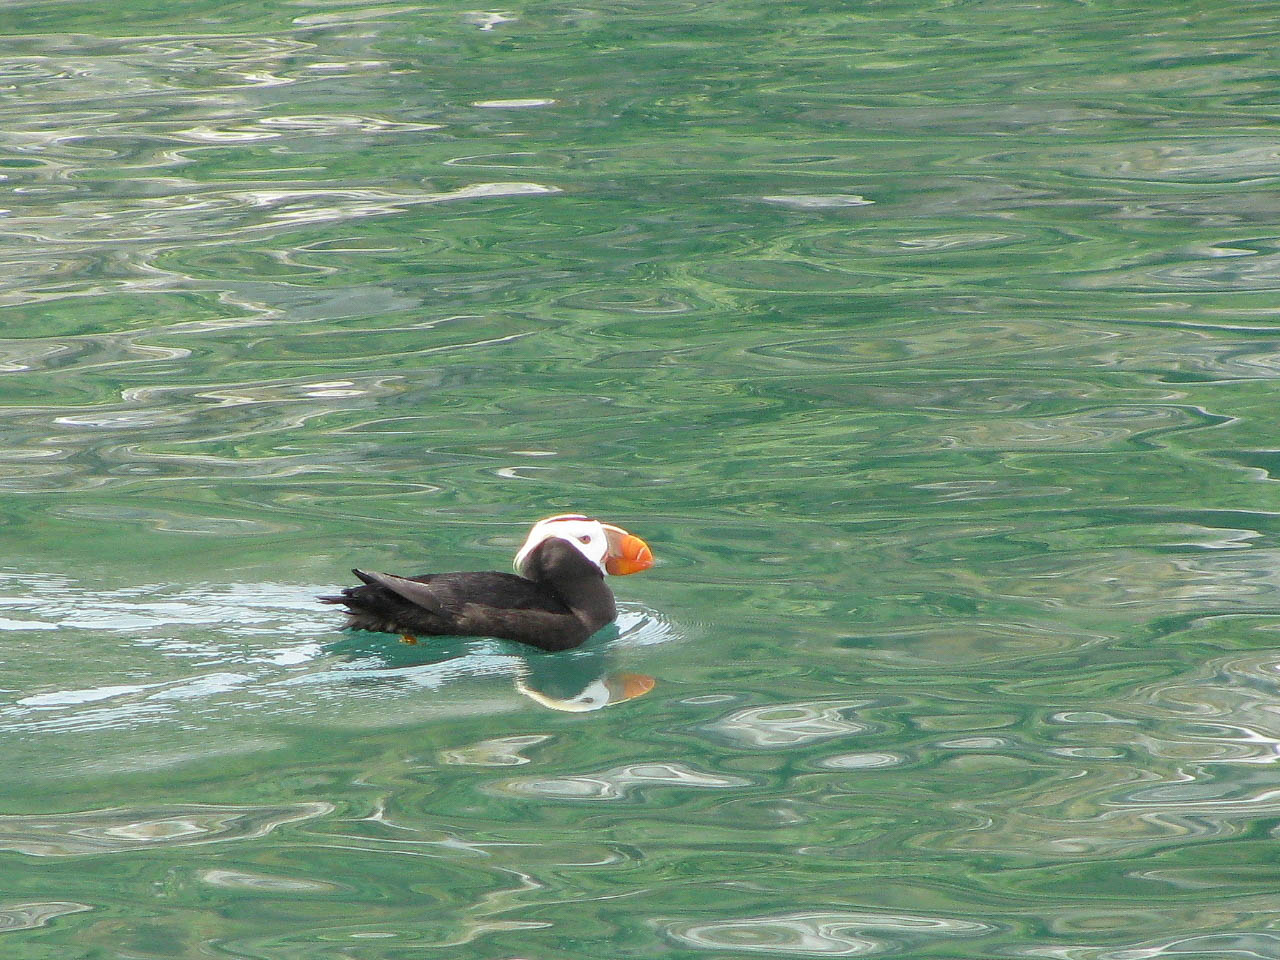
[400,634,418,645]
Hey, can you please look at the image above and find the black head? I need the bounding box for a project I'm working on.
[519,536,606,585]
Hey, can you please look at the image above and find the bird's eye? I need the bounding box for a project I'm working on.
[578,535,592,543]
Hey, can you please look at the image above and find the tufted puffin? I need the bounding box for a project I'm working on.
[319,515,654,652]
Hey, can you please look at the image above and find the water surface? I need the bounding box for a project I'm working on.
[3,1,1280,957]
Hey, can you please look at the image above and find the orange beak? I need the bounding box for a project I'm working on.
[603,529,654,576]
[609,672,656,701]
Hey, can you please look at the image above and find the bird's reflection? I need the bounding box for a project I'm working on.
[321,626,656,713]
[516,647,655,712]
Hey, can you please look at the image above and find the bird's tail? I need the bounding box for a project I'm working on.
[318,570,379,607]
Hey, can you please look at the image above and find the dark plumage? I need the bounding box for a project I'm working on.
[319,516,653,652]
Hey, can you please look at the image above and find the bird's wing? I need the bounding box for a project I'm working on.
[352,569,447,614]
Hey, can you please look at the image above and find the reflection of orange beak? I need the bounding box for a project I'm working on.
[604,533,653,576]
[610,672,656,701]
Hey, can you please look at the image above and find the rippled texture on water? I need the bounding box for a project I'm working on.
[4,0,1280,957]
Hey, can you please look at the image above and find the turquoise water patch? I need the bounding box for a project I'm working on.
[3,0,1280,957]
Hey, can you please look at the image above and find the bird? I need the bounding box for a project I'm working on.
[319,515,654,652]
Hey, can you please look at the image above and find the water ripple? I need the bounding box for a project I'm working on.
[0,802,331,857]
[0,901,92,933]
[701,700,871,748]
[502,762,751,801]
[662,911,993,956]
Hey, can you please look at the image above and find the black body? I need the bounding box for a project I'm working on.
[319,538,617,652]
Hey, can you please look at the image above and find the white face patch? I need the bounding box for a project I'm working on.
[515,678,612,712]
[514,514,610,575]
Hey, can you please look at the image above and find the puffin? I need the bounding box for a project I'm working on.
[319,515,654,652]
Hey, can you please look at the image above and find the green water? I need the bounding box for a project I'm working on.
[4,0,1280,955]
